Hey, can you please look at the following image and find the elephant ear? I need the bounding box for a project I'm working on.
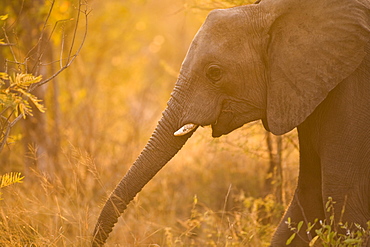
[265,0,370,135]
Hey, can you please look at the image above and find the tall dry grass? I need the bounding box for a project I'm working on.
[0,124,299,246]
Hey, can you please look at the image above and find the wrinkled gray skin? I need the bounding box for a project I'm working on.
[92,0,370,245]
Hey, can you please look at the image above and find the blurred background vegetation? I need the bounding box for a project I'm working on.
[0,0,299,246]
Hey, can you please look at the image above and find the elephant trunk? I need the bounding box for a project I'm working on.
[92,83,194,246]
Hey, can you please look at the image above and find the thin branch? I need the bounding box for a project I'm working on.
[0,43,15,46]
[67,0,82,64]
[30,17,75,76]
[0,111,20,152]
[294,192,313,242]
[0,123,11,151]
[26,0,56,73]
[31,0,89,90]
[60,24,66,69]
[9,114,23,128]
[2,26,19,65]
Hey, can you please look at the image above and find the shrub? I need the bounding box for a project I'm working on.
[286,197,370,246]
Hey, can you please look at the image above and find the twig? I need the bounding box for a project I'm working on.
[2,26,19,66]
[0,43,15,46]
[31,0,90,90]
[28,0,56,73]
[0,113,22,151]
[294,192,313,242]
[217,184,232,245]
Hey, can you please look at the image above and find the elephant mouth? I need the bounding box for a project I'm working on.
[211,111,237,138]
[212,99,264,137]
[173,105,239,138]
[173,116,250,138]
[174,99,263,138]
[173,121,229,138]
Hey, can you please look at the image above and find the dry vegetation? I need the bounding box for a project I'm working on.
[0,0,300,246]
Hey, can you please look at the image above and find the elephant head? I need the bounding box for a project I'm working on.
[92,0,369,245]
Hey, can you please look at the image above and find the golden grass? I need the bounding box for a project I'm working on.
[0,125,298,246]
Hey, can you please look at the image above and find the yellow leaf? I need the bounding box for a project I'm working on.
[0,172,24,189]
[309,235,320,246]
[29,96,46,113]
[0,14,8,21]
[0,72,8,80]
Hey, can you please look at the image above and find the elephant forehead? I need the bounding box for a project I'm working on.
[205,9,243,32]
[180,6,263,72]
[183,27,247,67]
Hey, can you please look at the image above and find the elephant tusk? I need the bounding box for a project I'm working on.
[174,123,198,136]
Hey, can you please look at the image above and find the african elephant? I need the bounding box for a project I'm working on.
[92,0,370,245]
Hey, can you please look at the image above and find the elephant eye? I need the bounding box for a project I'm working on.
[206,65,223,83]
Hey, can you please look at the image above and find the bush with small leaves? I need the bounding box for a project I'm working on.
[286,197,370,246]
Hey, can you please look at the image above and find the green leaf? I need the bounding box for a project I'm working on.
[286,217,292,225]
[343,238,361,244]
[286,233,296,245]
[297,221,304,232]
[325,197,332,209]
[307,219,318,233]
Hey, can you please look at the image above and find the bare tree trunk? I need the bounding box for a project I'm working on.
[264,132,283,204]
[50,72,61,167]
[6,0,57,176]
